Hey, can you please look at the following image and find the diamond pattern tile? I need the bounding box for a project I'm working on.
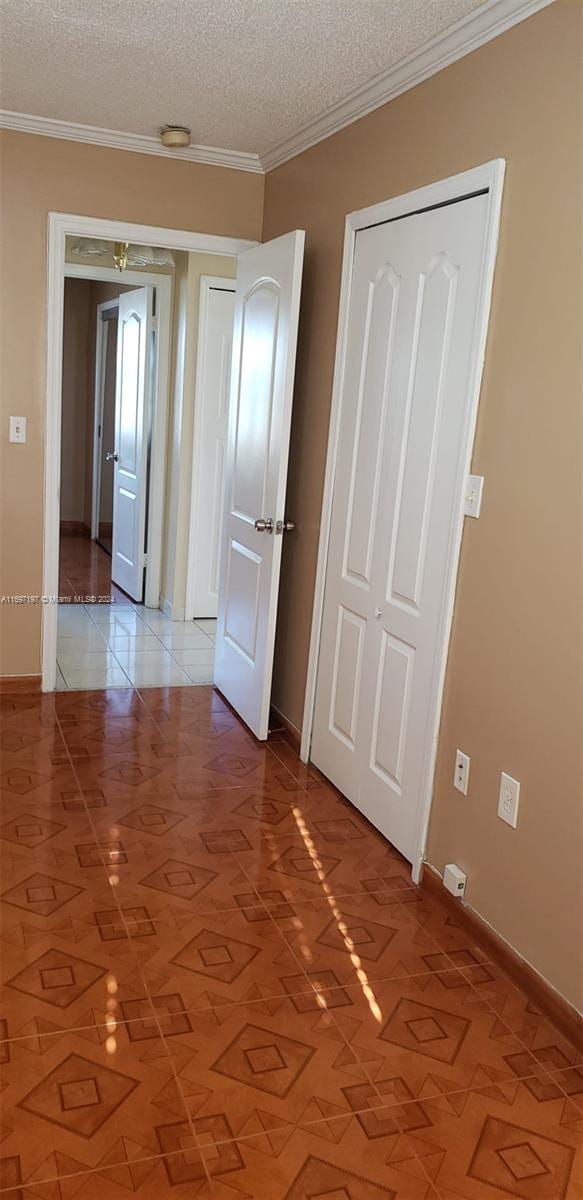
[0,814,66,847]
[7,948,107,1008]
[1,872,84,916]
[118,803,187,835]
[18,1052,139,1137]
[212,1022,315,1097]
[381,995,471,1063]
[0,682,579,1198]
[171,928,261,982]
[139,857,217,901]
[469,1116,575,1197]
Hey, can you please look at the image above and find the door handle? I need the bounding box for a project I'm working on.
[254,518,274,533]
[275,519,295,534]
[105,451,119,462]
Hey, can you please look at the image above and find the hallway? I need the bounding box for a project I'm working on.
[59,534,123,605]
[0,685,580,1198]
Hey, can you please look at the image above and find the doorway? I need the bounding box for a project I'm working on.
[45,215,306,723]
[304,161,505,879]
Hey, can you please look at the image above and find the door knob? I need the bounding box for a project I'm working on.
[374,608,382,618]
[105,451,119,462]
[254,518,274,533]
[275,519,295,534]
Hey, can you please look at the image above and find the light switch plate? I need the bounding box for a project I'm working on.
[9,416,27,444]
[464,474,484,518]
[498,771,520,828]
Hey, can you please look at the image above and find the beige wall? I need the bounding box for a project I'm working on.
[0,131,263,675]
[60,279,93,524]
[263,0,583,1009]
[162,251,237,615]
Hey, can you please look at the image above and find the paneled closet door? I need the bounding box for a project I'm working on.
[311,194,488,863]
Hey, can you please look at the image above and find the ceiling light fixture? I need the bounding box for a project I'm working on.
[70,237,109,258]
[160,124,191,149]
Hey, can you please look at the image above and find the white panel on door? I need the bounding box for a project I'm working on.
[223,540,262,665]
[343,266,400,588]
[369,632,415,793]
[118,314,140,471]
[187,283,236,619]
[388,254,459,610]
[232,283,280,522]
[329,605,365,748]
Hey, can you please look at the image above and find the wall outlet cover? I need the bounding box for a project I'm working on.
[498,771,520,828]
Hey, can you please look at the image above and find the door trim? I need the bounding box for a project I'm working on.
[185,275,236,623]
[91,298,119,542]
[42,213,257,692]
[301,159,506,882]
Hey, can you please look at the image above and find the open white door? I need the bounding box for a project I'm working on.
[215,231,305,739]
[111,287,154,601]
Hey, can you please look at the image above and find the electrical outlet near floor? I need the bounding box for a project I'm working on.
[498,771,520,828]
[453,749,470,795]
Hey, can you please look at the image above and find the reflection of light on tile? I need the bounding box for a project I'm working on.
[291,806,383,1024]
[107,975,118,994]
[108,873,120,887]
[105,1013,117,1033]
[109,826,121,837]
[107,997,117,1011]
[105,1035,117,1054]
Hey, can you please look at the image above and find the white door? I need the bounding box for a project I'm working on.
[187,280,236,619]
[111,287,154,601]
[215,231,305,739]
[312,194,489,863]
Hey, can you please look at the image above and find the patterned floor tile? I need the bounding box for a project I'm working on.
[0,683,579,1200]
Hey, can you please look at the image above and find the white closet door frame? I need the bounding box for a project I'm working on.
[302,158,506,882]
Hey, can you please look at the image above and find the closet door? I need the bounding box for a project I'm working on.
[311,194,488,863]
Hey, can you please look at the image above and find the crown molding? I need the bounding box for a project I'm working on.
[0,0,554,177]
[260,0,555,171]
[0,110,263,173]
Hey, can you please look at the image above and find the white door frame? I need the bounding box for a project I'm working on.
[301,159,506,881]
[42,213,256,692]
[91,297,119,541]
[185,274,236,622]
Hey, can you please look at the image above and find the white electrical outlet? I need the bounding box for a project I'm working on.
[453,749,470,795]
[498,772,520,828]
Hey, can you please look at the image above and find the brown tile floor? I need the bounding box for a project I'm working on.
[0,686,581,1198]
[59,534,127,604]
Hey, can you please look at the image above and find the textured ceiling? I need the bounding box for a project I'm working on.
[0,0,487,155]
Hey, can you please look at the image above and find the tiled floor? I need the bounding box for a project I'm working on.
[59,534,125,605]
[57,534,217,691]
[0,686,581,1197]
[57,604,216,691]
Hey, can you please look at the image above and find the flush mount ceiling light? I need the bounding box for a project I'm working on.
[127,245,175,268]
[70,237,109,257]
[160,124,191,148]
